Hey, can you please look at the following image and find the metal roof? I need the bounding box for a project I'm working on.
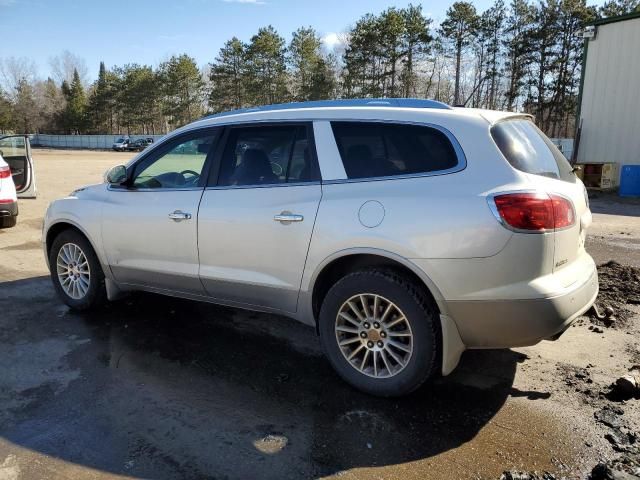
[204,98,452,120]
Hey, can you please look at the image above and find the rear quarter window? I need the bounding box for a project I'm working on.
[331,122,460,180]
[490,119,574,182]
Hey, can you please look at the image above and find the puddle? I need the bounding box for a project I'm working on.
[0,279,589,479]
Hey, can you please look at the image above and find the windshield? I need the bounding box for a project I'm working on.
[116,138,125,143]
[491,118,574,182]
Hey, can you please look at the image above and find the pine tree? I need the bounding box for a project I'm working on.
[209,37,247,112]
[545,0,596,136]
[159,54,204,127]
[440,2,480,105]
[88,62,116,133]
[503,0,536,110]
[0,90,13,133]
[116,64,159,134]
[484,0,506,109]
[245,26,289,105]
[61,69,87,133]
[530,0,561,129]
[41,77,64,133]
[342,14,382,97]
[13,78,38,133]
[599,0,640,16]
[400,4,433,98]
[378,8,406,97]
[288,27,335,101]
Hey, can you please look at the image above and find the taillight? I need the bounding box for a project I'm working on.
[0,166,10,179]
[491,192,575,232]
[550,194,575,228]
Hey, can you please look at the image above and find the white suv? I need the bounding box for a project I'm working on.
[43,99,598,396]
[0,153,18,228]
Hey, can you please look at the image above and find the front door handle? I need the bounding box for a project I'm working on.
[274,212,304,224]
[168,210,192,222]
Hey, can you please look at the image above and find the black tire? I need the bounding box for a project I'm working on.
[319,269,439,397]
[49,229,106,310]
[0,216,17,228]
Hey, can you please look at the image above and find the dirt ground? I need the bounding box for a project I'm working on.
[0,148,639,480]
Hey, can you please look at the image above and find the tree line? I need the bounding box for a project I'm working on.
[0,0,637,138]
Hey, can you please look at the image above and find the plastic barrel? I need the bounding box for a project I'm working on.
[619,165,640,197]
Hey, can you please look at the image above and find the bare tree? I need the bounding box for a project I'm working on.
[49,50,89,87]
[0,56,38,100]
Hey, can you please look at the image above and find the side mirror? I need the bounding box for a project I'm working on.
[105,165,128,185]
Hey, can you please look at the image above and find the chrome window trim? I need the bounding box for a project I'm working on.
[205,180,321,191]
[320,168,462,185]
[107,185,204,193]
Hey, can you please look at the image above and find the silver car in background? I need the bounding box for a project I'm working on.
[112,137,130,151]
[43,99,598,396]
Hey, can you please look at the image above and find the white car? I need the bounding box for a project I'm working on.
[0,153,18,228]
[0,134,37,204]
[0,134,37,227]
[112,137,130,151]
[43,99,598,396]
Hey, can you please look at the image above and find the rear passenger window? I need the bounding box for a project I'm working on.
[217,125,317,186]
[331,122,459,180]
[490,119,574,181]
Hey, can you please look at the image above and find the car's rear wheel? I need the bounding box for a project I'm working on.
[319,269,439,397]
[49,229,106,310]
[0,215,17,228]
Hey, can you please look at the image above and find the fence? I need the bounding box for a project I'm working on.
[29,133,575,159]
[30,134,165,150]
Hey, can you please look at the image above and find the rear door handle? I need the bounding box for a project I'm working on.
[168,210,192,222]
[274,212,304,224]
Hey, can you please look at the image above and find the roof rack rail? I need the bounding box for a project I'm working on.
[203,98,452,120]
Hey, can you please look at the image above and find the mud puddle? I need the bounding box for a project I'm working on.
[0,279,590,479]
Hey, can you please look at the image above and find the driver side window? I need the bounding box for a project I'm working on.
[133,133,216,189]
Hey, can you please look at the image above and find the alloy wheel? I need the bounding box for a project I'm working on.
[56,242,91,300]
[335,293,413,378]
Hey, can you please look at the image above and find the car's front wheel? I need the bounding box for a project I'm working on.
[319,269,439,397]
[49,229,106,310]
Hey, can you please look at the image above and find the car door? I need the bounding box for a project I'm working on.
[102,128,219,295]
[0,135,37,198]
[198,123,322,313]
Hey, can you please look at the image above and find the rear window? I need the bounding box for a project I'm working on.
[490,119,574,181]
[331,122,460,180]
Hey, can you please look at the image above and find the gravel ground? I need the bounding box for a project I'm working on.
[0,149,639,480]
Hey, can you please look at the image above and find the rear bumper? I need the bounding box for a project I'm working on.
[447,264,599,348]
[0,200,18,217]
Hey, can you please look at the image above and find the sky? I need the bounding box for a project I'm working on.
[0,0,503,82]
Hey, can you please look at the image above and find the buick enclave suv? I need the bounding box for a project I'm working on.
[43,99,598,396]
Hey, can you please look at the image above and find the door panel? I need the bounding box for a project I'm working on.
[102,189,205,293]
[197,122,322,313]
[101,129,218,294]
[0,135,36,197]
[198,184,322,312]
